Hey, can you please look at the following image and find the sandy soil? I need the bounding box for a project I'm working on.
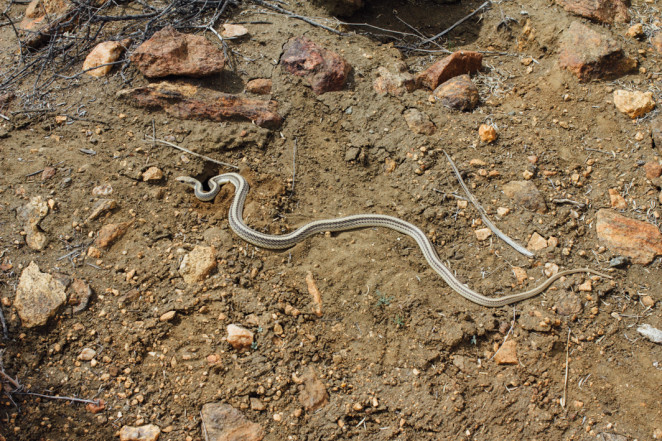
[0,0,661,440]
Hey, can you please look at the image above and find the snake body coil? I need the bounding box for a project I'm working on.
[177,173,610,307]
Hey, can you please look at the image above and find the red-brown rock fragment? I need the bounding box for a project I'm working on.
[245,78,273,95]
[558,21,637,82]
[201,402,264,441]
[416,51,483,90]
[131,26,225,78]
[555,0,630,24]
[596,209,662,264]
[432,74,480,111]
[644,162,662,179]
[19,0,73,48]
[95,221,133,249]
[117,83,283,129]
[280,37,351,94]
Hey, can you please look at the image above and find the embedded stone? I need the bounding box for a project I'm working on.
[415,51,483,90]
[245,79,272,95]
[502,180,547,213]
[613,90,656,119]
[83,40,129,77]
[179,245,216,284]
[14,262,67,328]
[373,63,416,96]
[403,108,435,135]
[119,424,161,441]
[200,402,264,441]
[432,74,479,111]
[555,0,629,24]
[227,324,254,350]
[596,209,662,265]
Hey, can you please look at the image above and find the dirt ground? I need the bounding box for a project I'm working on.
[1,0,661,440]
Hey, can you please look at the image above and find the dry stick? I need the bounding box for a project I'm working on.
[0,307,8,339]
[561,328,571,408]
[15,391,100,405]
[416,0,491,46]
[444,151,534,258]
[248,0,347,36]
[143,135,239,170]
[0,370,20,389]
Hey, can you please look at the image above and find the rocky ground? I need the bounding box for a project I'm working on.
[0,0,661,440]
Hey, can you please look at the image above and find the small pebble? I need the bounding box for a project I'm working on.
[478,124,498,143]
[78,348,96,361]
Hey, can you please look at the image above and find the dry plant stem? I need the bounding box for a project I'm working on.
[15,391,100,405]
[0,306,8,339]
[416,0,491,46]
[144,135,239,169]
[489,307,516,362]
[444,151,534,257]
[0,369,20,389]
[248,0,347,36]
[305,272,323,317]
[561,328,570,408]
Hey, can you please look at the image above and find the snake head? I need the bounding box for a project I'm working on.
[175,176,198,188]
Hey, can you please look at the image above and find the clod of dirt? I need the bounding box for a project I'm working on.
[502,180,548,213]
[415,50,483,91]
[373,63,416,96]
[555,292,584,316]
[83,40,129,77]
[596,209,662,265]
[613,90,656,119]
[280,36,351,94]
[555,0,629,24]
[16,195,49,250]
[131,26,226,78]
[298,367,329,412]
[558,21,637,82]
[200,402,265,441]
[432,74,480,111]
[179,245,216,284]
[117,82,284,129]
[245,78,273,95]
[226,324,254,350]
[403,108,435,135]
[119,424,161,441]
[493,340,518,365]
[14,261,67,328]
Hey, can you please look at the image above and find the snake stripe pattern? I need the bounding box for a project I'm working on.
[177,173,611,307]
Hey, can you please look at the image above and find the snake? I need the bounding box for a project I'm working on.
[177,173,611,307]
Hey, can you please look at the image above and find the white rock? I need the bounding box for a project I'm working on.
[227,324,254,350]
[78,348,97,361]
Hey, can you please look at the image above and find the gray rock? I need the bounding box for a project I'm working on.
[16,196,49,250]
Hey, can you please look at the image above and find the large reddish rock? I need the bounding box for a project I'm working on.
[117,82,283,129]
[19,0,73,48]
[558,21,636,82]
[416,51,483,90]
[280,37,351,94]
[432,74,480,111]
[555,0,630,24]
[596,209,662,264]
[201,402,264,441]
[131,26,225,78]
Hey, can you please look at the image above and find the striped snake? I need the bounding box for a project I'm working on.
[177,173,610,307]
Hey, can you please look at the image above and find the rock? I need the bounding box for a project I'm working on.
[475,228,492,241]
[179,245,216,284]
[69,278,93,313]
[200,402,264,441]
[527,232,548,251]
[512,267,528,284]
[86,199,117,222]
[641,295,655,308]
[86,399,105,414]
[558,21,636,82]
[119,424,161,441]
[16,195,49,250]
[415,51,483,90]
[609,256,629,267]
[245,79,272,95]
[14,262,67,328]
[19,0,72,48]
[403,108,435,135]
[502,181,547,213]
[626,23,644,39]
[131,26,225,78]
[298,368,329,411]
[78,348,96,361]
[373,63,416,96]
[250,398,265,411]
[596,209,662,264]
[652,116,662,148]
[345,147,360,162]
[644,162,662,179]
[117,82,283,129]
[221,24,248,39]
[92,184,113,196]
[608,188,627,209]
[578,279,592,291]
[478,124,498,143]
[41,166,56,180]
[159,311,176,322]
[95,221,133,249]
[83,40,129,77]
[497,207,510,217]
[555,0,629,24]
[142,166,163,182]
[494,340,518,365]
[555,292,583,316]
[613,90,656,118]
[227,324,254,350]
[432,74,480,111]
[280,37,351,94]
[653,33,662,53]
[637,324,662,344]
